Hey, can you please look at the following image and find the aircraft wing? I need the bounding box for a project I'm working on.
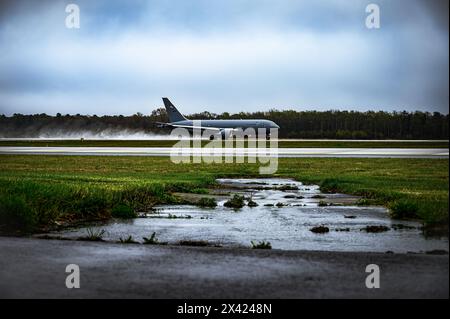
[155,122,221,132]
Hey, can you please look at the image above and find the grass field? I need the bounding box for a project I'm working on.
[0,139,448,148]
[0,155,448,232]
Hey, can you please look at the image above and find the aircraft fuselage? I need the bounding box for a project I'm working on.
[172,119,279,130]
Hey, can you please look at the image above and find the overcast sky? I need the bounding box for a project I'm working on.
[0,0,448,115]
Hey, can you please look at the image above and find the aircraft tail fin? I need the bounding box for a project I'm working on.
[162,98,186,123]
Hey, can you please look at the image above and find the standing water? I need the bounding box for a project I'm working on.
[45,178,448,253]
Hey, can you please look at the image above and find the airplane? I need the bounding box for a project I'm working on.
[157,98,280,139]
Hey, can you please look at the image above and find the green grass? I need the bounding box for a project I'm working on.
[0,155,448,232]
[111,204,137,219]
[0,195,37,232]
[389,199,420,219]
[0,139,447,148]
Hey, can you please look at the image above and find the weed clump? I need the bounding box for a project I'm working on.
[197,197,217,208]
[224,194,245,209]
[168,214,192,219]
[143,232,159,245]
[78,228,105,241]
[310,225,330,233]
[119,235,138,244]
[111,204,137,219]
[247,200,258,207]
[362,225,390,233]
[251,240,272,249]
[178,240,209,247]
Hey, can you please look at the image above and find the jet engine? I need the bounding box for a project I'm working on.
[220,128,236,140]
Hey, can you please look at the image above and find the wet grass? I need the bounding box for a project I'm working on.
[0,155,447,232]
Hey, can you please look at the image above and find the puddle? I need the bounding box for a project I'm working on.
[43,178,449,253]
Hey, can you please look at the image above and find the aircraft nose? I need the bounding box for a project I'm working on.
[272,122,280,129]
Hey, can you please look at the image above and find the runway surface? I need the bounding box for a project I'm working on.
[0,146,448,158]
[0,237,448,298]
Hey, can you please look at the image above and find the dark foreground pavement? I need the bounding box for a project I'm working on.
[0,237,448,298]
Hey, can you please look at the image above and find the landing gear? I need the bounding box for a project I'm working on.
[208,134,225,141]
[265,128,271,140]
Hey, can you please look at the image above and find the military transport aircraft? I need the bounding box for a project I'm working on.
[157,98,280,139]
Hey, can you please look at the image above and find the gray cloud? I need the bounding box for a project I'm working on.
[0,0,448,115]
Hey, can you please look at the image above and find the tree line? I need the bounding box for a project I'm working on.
[0,108,448,139]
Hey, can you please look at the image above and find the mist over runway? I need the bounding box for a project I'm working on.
[1,138,448,142]
[0,146,448,158]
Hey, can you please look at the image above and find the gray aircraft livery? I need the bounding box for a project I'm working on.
[158,98,280,139]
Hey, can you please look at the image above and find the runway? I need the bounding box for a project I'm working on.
[1,237,448,298]
[0,146,448,158]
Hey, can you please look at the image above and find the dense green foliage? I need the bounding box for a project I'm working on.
[1,108,448,139]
